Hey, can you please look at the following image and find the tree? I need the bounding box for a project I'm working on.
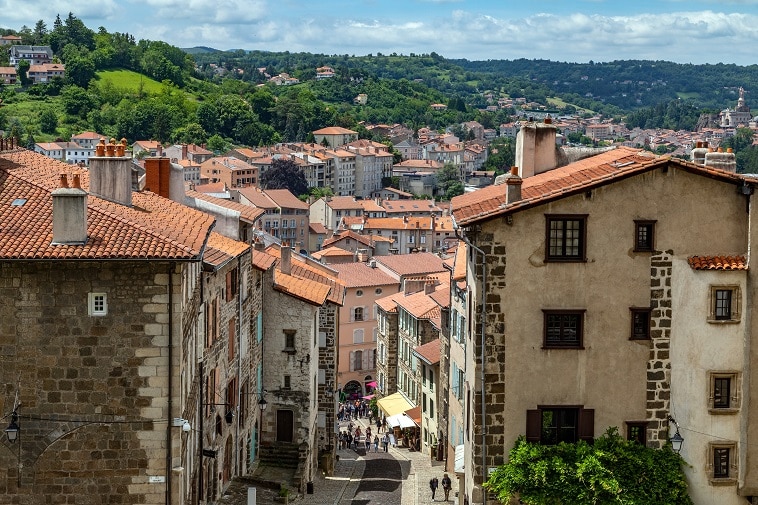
[485,428,692,505]
[436,162,464,201]
[260,158,308,196]
[64,56,95,88]
[17,60,30,86]
[205,134,229,153]
[39,109,58,134]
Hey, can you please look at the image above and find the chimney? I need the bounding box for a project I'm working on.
[89,138,133,206]
[704,147,737,172]
[515,117,558,178]
[182,144,188,160]
[505,166,523,204]
[156,143,163,157]
[51,173,88,245]
[280,246,292,275]
[144,158,186,202]
[424,281,436,295]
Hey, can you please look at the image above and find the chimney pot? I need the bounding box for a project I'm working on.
[59,173,69,188]
[72,174,81,189]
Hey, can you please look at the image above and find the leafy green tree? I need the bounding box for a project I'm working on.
[260,158,308,196]
[172,122,207,145]
[436,162,464,200]
[61,85,97,116]
[206,134,229,153]
[64,56,96,88]
[17,60,30,86]
[39,109,58,134]
[485,428,692,505]
[25,132,36,150]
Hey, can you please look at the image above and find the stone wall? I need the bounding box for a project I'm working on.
[317,302,339,467]
[647,251,673,448]
[0,260,185,504]
[376,310,398,395]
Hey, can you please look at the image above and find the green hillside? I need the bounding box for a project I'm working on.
[94,69,165,95]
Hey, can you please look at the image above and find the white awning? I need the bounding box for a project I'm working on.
[454,444,465,474]
[386,412,416,429]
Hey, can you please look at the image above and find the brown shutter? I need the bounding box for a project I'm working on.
[579,408,595,443]
[226,271,233,301]
[526,410,541,443]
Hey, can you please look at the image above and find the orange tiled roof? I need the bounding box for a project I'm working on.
[414,339,441,365]
[0,148,213,260]
[313,127,358,135]
[274,269,331,306]
[452,148,748,226]
[264,245,345,305]
[323,230,374,248]
[375,252,447,277]
[311,247,354,259]
[452,242,467,281]
[204,232,250,268]
[688,255,747,271]
[330,262,399,288]
[186,190,264,223]
[310,222,328,234]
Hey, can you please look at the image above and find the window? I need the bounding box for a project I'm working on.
[630,308,651,340]
[708,371,740,413]
[626,421,648,445]
[356,290,364,297]
[283,330,296,352]
[284,375,291,389]
[708,442,737,484]
[545,215,587,261]
[526,406,594,445]
[543,310,585,348]
[634,220,656,252]
[88,293,107,316]
[375,288,383,295]
[709,286,740,322]
[353,328,364,344]
[352,350,363,371]
[353,307,364,321]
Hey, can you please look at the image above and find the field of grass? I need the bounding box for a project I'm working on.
[94,69,165,94]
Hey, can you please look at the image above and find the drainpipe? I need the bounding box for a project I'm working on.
[454,226,487,505]
[166,266,174,505]
[235,256,243,475]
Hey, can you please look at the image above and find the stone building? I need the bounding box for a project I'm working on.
[252,245,344,491]
[450,119,758,505]
[0,140,217,504]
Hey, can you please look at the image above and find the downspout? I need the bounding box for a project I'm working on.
[166,266,174,505]
[198,272,205,505]
[454,226,487,505]
[235,256,243,475]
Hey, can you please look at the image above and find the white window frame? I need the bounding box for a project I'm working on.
[88,293,108,316]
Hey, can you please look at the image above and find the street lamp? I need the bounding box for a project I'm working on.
[5,410,19,442]
[667,416,684,453]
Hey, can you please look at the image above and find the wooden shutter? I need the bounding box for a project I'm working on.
[526,410,541,443]
[226,271,233,301]
[578,408,595,443]
[228,318,236,361]
[349,351,355,372]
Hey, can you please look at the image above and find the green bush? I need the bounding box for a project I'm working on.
[484,427,692,505]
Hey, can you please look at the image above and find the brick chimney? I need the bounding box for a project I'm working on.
[144,157,186,202]
[51,173,88,245]
[89,138,133,206]
[182,144,188,160]
[515,117,558,178]
[280,246,292,275]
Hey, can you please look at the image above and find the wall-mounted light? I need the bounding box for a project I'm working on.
[172,417,191,433]
[667,416,684,453]
[5,410,19,443]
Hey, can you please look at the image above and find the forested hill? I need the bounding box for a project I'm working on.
[450,58,758,111]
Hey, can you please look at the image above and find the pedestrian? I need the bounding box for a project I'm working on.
[347,432,353,450]
[373,435,379,452]
[429,476,439,501]
[376,418,381,433]
[382,417,387,432]
[382,433,389,452]
[441,473,452,501]
[365,436,370,451]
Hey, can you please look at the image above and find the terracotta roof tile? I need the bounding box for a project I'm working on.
[186,190,264,223]
[265,245,345,305]
[0,149,213,260]
[414,339,441,365]
[311,247,354,259]
[375,252,447,277]
[452,148,747,226]
[330,262,399,288]
[203,232,250,268]
[323,230,374,248]
[688,255,747,271]
[274,269,331,306]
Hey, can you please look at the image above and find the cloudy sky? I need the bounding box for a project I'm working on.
[3,0,758,65]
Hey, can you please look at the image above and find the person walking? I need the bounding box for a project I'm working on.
[429,476,439,501]
[373,435,379,452]
[441,473,452,501]
[382,433,389,452]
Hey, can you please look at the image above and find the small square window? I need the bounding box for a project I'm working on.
[543,310,584,348]
[88,293,107,316]
[708,371,740,413]
[626,421,648,445]
[708,286,740,323]
[629,308,651,340]
[708,441,737,484]
[283,330,296,353]
[634,220,656,252]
